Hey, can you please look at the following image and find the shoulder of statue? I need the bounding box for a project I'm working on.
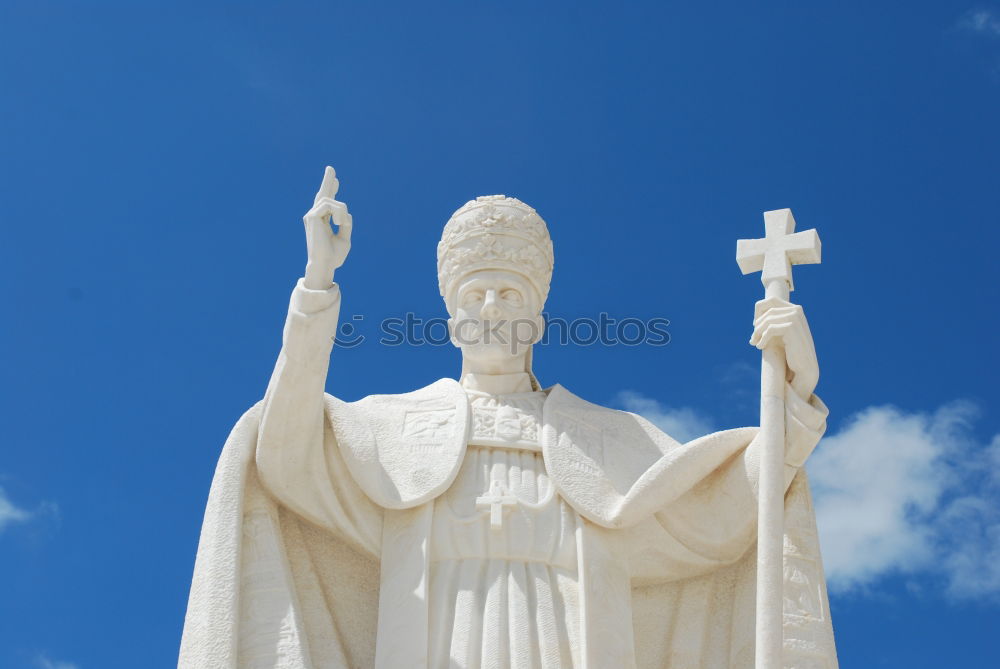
[542,383,684,466]
[322,378,468,509]
[542,384,753,528]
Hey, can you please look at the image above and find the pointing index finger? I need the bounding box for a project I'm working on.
[314,166,340,205]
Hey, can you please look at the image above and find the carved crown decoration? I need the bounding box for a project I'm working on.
[437,195,555,305]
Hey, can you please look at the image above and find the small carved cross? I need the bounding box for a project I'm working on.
[736,209,821,293]
[476,480,517,530]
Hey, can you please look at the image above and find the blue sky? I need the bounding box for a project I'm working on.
[1,1,998,667]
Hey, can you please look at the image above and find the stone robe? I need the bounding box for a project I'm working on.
[179,281,839,669]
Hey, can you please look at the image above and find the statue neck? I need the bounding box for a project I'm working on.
[461,371,533,395]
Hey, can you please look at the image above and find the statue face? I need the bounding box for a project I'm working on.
[447,269,544,364]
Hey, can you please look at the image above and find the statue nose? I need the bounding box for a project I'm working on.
[480,290,502,320]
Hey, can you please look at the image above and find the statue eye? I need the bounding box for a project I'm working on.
[501,289,523,306]
[462,290,483,307]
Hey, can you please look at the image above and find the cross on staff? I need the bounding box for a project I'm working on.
[476,480,518,530]
[736,209,822,669]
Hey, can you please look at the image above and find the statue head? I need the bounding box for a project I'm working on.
[437,196,554,386]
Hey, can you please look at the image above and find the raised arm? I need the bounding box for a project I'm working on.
[255,168,381,556]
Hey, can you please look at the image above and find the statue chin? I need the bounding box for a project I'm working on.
[458,343,529,368]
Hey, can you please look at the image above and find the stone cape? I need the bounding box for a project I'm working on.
[179,379,837,669]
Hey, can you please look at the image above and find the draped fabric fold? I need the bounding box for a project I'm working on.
[178,406,379,669]
[631,470,837,668]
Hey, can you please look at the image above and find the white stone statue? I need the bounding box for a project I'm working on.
[179,167,838,668]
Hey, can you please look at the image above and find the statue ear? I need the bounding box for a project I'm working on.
[447,317,461,349]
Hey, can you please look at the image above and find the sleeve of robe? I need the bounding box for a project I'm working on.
[255,279,383,558]
[623,388,829,583]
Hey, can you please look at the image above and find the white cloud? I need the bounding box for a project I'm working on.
[0,483,59,537]
[34,654,79,669]
[958,8,1000,37]
[808,404,963,585]
[0,485,33,533]
[808,402,1000,599]
[614,391,715,443]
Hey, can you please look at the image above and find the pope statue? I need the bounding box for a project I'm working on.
[179,168,838,668]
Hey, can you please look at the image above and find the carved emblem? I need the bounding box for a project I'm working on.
[494,405,522,440]
[783,555,824,620]
[401,408,453,444]
[469,394,544,447]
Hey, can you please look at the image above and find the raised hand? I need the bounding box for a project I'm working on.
[749,297,819,399]
[303,166,353,290]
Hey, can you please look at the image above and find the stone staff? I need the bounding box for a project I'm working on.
[737,209,821,669]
